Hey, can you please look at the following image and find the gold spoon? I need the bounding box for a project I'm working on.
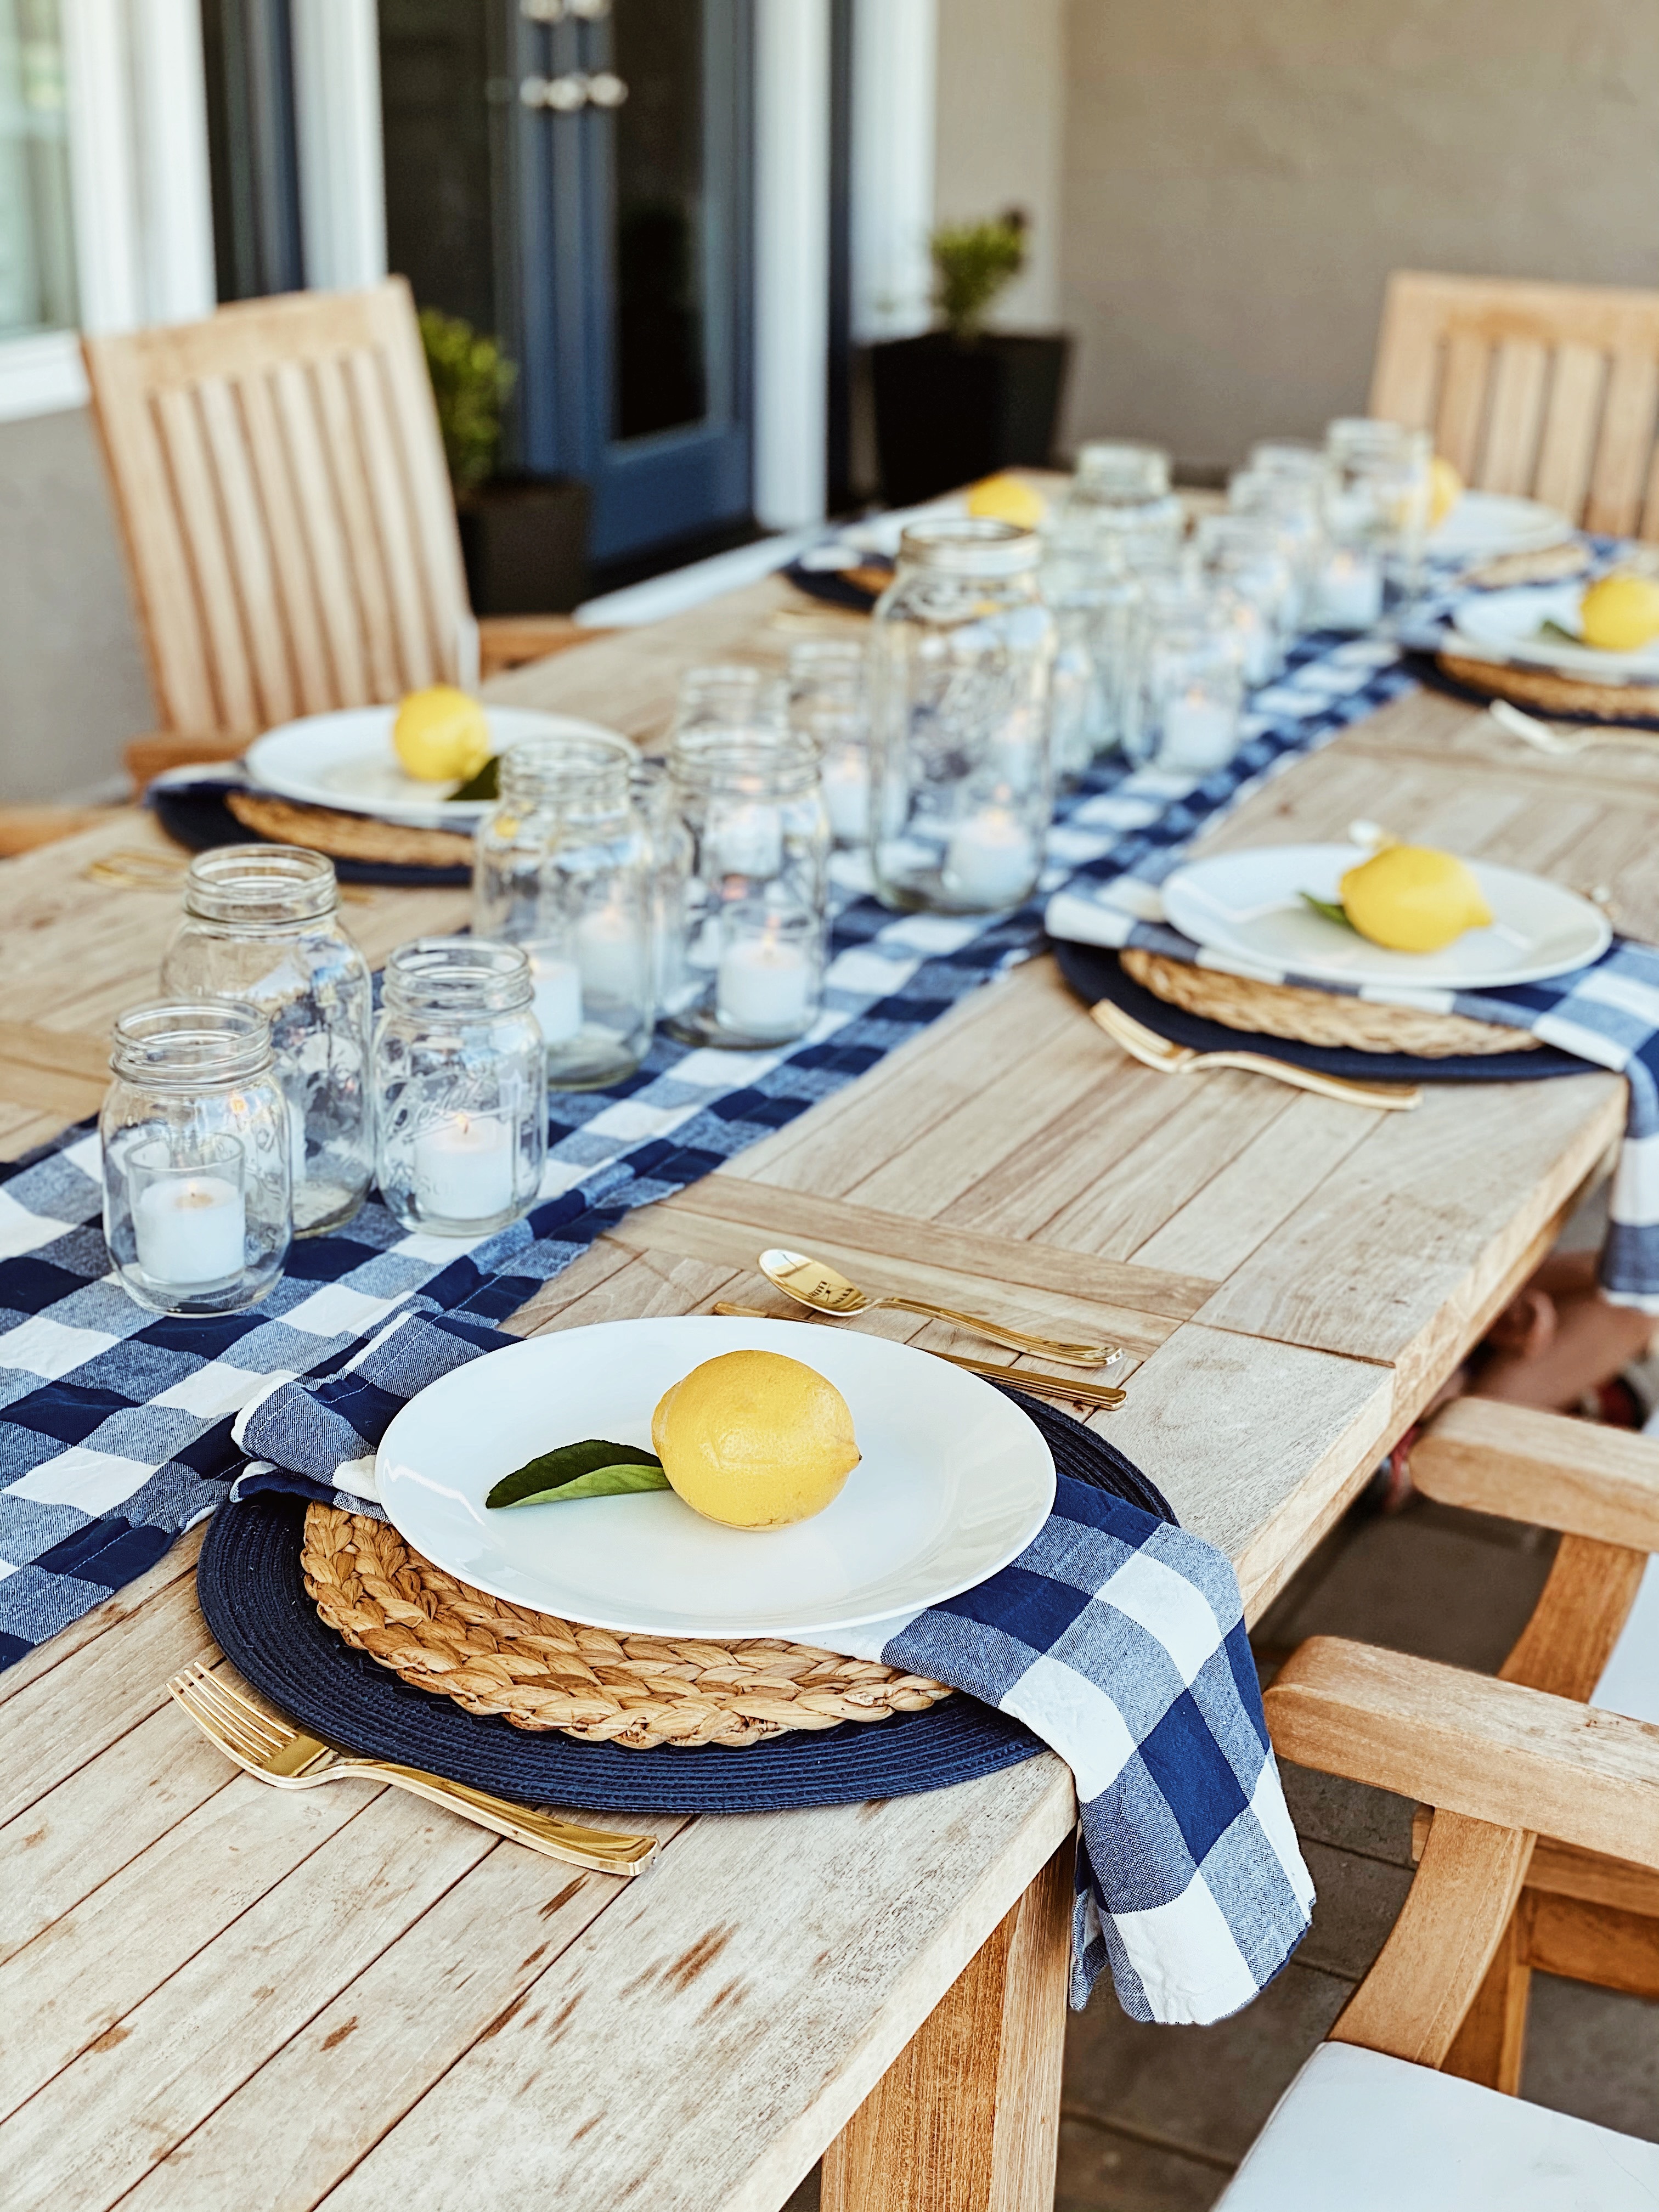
[757,1249,1118,1369]
[713,1303,1125,1408]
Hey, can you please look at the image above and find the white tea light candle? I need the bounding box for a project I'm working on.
[709,799,785,878]
[1318,548,1384,630]
[528,951,583,1044]
[821,753,870,845]
[135,1172,245,1288]
[717,929,813,1037]
[411,1111,515,1223]
[942,808,1038,908]
[1160,693,1238,773]
[576,903,646,1003]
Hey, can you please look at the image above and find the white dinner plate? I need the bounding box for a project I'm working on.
[245,704,623,828]
[375,1316,1057,1640]
[1429,490,1573,561]
[1451,584,1659,682]
[1162,844,1610,991]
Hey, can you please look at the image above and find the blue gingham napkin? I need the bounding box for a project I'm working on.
[1047,881,1659,1311]
[235,1310,1314,2024]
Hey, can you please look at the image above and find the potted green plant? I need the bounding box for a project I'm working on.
[420,308,590,616]
[868,208,1072,506]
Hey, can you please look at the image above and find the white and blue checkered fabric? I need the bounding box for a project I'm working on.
[233,1307,1315,2023]
[0,623,1418,1670]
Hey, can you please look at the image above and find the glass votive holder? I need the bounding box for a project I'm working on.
[159,844,374,1236]
[672,663,786,739]
[1228,466,1326,628]
[788,636,872,848]
[1195,515,1298,683]
[1132,590,1245,775]
[473,732,654,1090]
[374,939,547,1237]
[665,725,828,1047]
[868,518,1054,914]
[1072,438,1173,505]
[1323,418,1432,605]
[629,754,693,1016]
[101,1001,291,1315]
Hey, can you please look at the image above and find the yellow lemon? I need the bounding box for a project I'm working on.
[1339,845,1492,955]
[966,473,1046,531]
[392,685,492,783]
[1429,455,1463,528]
[1579,573,1659,655]
[651,1350,861,1530]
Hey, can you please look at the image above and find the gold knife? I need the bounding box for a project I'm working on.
[712,1302,1125,1408]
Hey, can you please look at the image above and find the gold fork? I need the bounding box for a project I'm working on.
[167,1660,657,1875]
[712,1302,1126,1409]
[1090,996,1422,1111]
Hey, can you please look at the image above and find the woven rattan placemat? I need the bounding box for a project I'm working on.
[225,791,475,870]
[301,1503,953,1750]
[1437,650,1659,724]
[1120,947,1536,1058]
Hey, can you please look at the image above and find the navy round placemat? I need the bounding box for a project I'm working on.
[781,557,888,614]
[151,781,472,889]
[197,1389,1171,1814]
[1051,937,1585,1083]
[1404,647,1659,731]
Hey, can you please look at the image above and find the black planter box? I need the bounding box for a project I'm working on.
[456,473,591,616]
[870,330,1072,506]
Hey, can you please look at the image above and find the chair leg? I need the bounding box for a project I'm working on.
[1441,1903,1532,2093]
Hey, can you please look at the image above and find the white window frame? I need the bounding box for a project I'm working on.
[0,0,215,424]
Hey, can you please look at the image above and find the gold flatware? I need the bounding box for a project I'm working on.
[167,1660,657,1875]
[757,1247,1118,1368]
[1090,996,1421,1111]
[86,847,374,902]
[1488,697,1659,758]
[712,1302,1125,1408]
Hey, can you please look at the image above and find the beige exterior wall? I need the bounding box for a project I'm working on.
[0,408,152,803]
[1059,0,1659,473]
[934,0,1068,329]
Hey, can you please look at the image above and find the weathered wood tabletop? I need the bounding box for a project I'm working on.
[2,573,1650,2212]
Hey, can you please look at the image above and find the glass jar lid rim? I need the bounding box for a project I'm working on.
[183,843,338,922]
[384,935,535,1011]
[111,998,275,1082]
[895,517,1040,574]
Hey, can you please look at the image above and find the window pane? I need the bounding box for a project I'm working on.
[0,0,77,338]
[611,0,708,442]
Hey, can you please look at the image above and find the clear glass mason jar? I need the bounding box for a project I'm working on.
[672,662,786,738]
[787,636,871,848]
[868,518,1056,914]
[664,725,829,1047]
[101,1001,291,1316]
[1195,515,1298,685]
[373,939,547,1237]
[1040,509,1147,778]
[629,754,693,1017]
[472,733,654,1090]
[1229,465,1327,628]
[1321,417,1432,614]
[160,845,373,1236]
[1128,581,1246,776]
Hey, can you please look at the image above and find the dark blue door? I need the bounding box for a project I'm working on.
[512,0,754,565]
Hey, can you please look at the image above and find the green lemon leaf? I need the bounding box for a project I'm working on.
[486,1438,666,1509]
[450,754,500,803]
[1300,891,1358,932]
[1537,619,1584,647]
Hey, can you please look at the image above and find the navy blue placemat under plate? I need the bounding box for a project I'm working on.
[1050,937,1588,1084]
[150,776,474,889]
[198,1389,1174,1815]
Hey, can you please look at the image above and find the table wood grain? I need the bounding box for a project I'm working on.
[0,580,1642,2211]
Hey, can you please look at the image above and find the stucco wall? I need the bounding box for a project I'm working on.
[0,408,153,803]
[1059,0,1659,473]
[934,0,1066,330]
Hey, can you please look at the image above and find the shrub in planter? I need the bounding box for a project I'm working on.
[419,308,590,615]
[870,208,1071,508]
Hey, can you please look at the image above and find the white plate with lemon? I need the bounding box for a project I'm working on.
[375,1317,1057,1640]
[1428,490,1573,561]
[1163,843,1610,992]
[245,691,622,828]
[1451,575,1659,680]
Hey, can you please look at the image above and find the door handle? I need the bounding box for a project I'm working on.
[519,71,628,111]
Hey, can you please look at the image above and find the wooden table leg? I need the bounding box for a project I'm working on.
[821,1842,1073,2212]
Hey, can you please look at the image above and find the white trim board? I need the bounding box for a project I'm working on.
[291,0,388,292]
[850,0,936,343]
[753,0,831,532]
[0,332,88,424]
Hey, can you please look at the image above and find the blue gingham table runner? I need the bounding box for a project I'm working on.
[0,623,1419,1673]
[232,1306,1315,2023]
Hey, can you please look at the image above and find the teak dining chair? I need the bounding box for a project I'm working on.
[1217,1626,1659,2205]
[1371,269,1659,539]
[81,278,594,785]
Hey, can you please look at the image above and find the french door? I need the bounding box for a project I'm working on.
[380,0,754,567]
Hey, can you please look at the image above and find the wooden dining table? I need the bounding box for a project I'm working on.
[4,569,1658,2212]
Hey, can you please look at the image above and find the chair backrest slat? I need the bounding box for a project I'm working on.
[1370,270,1659,540]
[84,279,471,736]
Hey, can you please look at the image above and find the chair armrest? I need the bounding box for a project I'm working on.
[1414,1397,1659,1552]
[125,731,252,793]
[1264,1635,1659,1871]
[0,806,129,857]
